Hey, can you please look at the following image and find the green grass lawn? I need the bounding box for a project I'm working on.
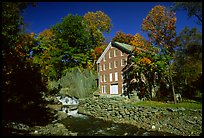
[133,100,202,109]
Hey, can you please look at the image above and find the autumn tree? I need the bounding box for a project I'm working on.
[84,11,112,48]
[32,29,63,81]
[142,5,177,103]
[2,2,54,126]
[112,31,134,45]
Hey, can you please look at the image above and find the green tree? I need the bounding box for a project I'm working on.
[173,27,202,98]
[142,5,177,103]
[84,11,112,48]
[171,2,202,25]
[32,29,63,81]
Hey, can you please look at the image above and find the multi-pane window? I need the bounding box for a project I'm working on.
[102,85,107,94]
[100,65,103,71]
[103,64,106,70]
[109,62,113,69]
[109,51,113,58]
[104,74,107,82]
[114,60,118,68]
[114,49,118,57]
[100,75,103,82]
[121,58,126,66]
[103,55,106,62]
[110,73,112,82]
[115,72,118,81]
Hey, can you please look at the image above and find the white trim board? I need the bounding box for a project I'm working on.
[96,42,112,64]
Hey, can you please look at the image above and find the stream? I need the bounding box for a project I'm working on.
[56,96,176,136]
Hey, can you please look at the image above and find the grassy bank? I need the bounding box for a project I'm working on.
[133,100,202,109]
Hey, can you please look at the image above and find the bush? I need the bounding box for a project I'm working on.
[49,67,98,99]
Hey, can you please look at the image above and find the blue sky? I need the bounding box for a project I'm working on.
[23,2,202,41]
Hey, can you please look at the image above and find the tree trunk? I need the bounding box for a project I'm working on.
[169,65,176,104]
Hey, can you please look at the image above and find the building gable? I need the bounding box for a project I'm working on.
[96,41,135,64]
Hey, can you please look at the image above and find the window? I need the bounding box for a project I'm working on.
[110,73,112,82]
[121,51,124,56]
[100,75,103,82]
[109,62,113,69]
[103,55,106,62]
[103,64,106,70]
[102,85,107,94]
[104,74,106,82]
[121,59,126,66]
[114,49,117,57]
[114,60,118,68]
[100,65,103,71]
[109,51,113,58]
[115,72,118,81]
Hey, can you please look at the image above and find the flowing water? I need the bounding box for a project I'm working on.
[57,96,176,136]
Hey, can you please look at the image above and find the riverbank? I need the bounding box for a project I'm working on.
[2,95,202,136]
[78,96,202,136]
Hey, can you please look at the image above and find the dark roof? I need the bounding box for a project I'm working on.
[112,41,151,54]
[111,42,134,54]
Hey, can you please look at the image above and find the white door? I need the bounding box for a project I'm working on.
[110,84,118,94]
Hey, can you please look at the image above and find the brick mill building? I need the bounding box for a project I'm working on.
[96,41,135,95]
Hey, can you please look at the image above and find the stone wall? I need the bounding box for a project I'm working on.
[78,97,202,136]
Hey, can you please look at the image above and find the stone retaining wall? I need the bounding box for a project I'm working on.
[78,97,202,136]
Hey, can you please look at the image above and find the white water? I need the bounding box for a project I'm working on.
[57,96,86,118]
[57,96,79,105]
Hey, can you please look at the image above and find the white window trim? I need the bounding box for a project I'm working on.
[121,59,125,66]
[115,72,118,81]
[103,64,106,70]
[114,49,117,57]
[100,65,103,71]
[109,51,112,58]
[103,56,106,62]
[100,75,103,82]
[109,62,113,69]
[114,60,118,68]
[110,73,112,82]
[121,51,124,56]
[102,85,107,94]
[104,74,106,82]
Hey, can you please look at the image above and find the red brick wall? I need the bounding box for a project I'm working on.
[98,45,128,95]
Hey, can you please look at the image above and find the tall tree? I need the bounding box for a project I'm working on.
[142,5,177,103]
[171,2,202,25]
[173,27,202,98]
[112,31,134,44]
[84,11,112,48]
[2,2,54,126]
[51,14,93,71]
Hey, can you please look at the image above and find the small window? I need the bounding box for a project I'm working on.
[109,51,113,58]
[100,75,103,82]
[102,85,107,94]
[103,64,106,70]
[104,74,106,82]
[121,51,124,56]
[109,62,113,69]
[110,73,112,82]
[103,55,106,62]
[114,60,118,68]
[100,65,103,71]
[115,72,118,81]
[114,49,117,57]
[121,59,126,66]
